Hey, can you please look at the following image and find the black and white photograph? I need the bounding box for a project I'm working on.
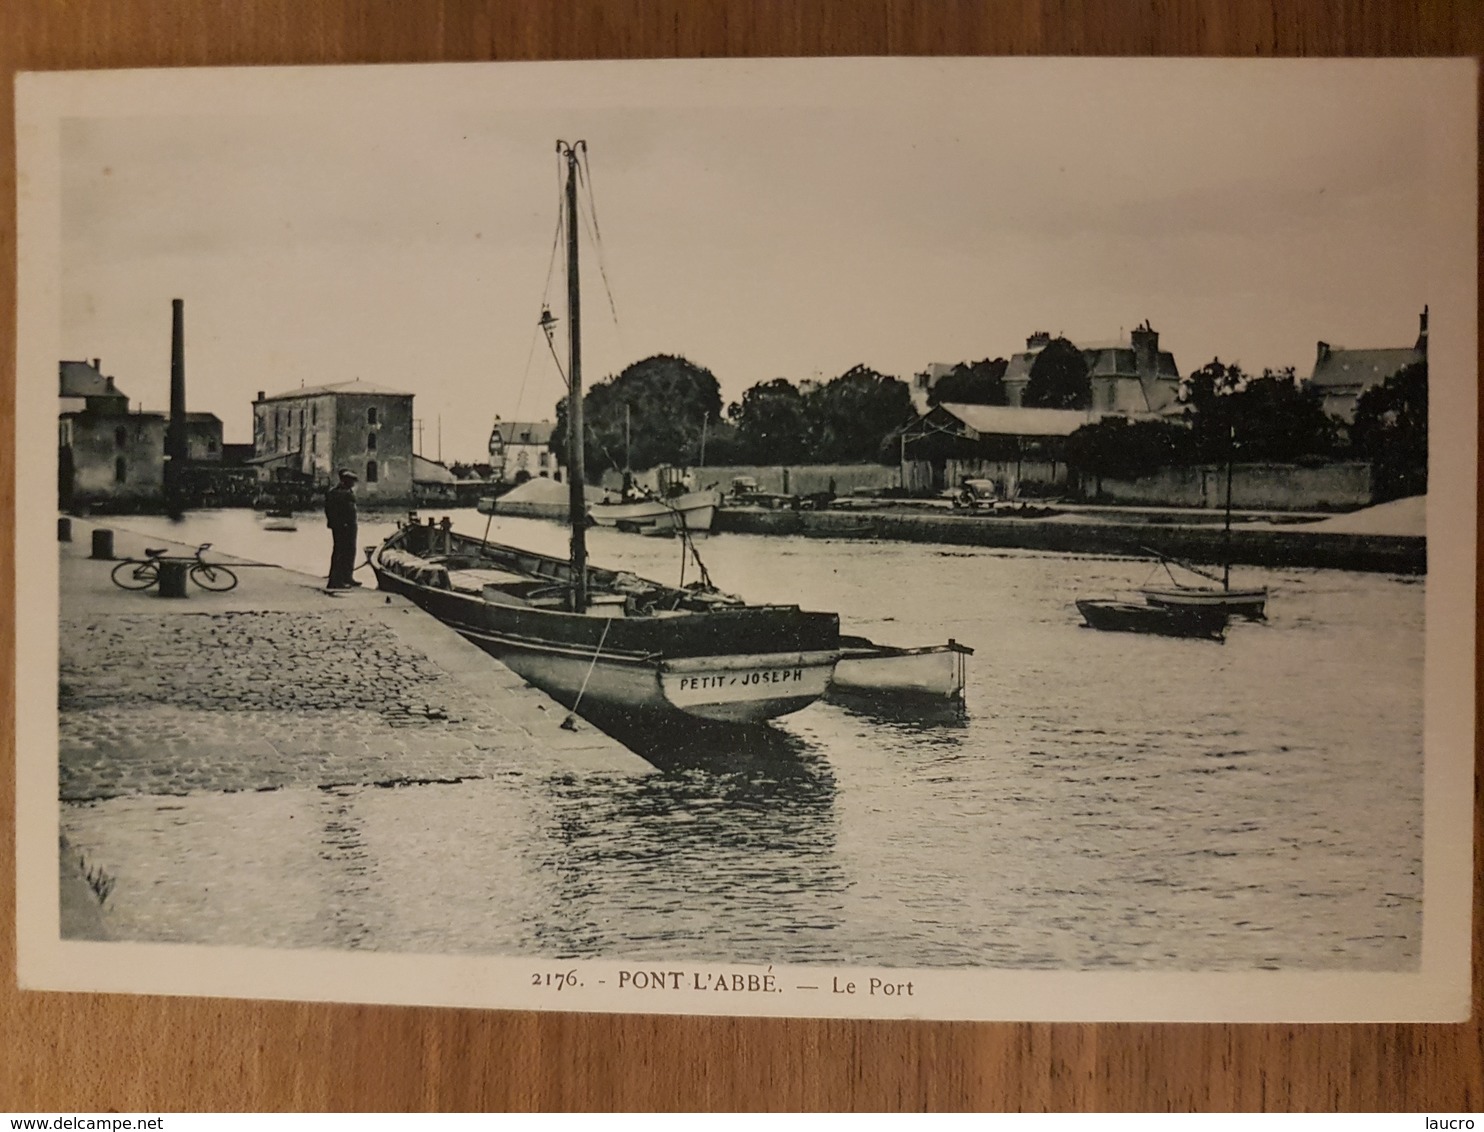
[14,57,1477,1022]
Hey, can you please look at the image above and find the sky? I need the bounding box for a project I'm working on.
[57,59,1443,461]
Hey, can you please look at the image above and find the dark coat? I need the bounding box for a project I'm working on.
[324,484,358,529]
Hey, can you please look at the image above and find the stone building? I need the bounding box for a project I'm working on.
[1308,307,1427,422]
[252,379,414,504]
[1003,322,1182,414]
[185,412,224,461]
[58,359,166,510]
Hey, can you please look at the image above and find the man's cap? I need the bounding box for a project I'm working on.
[338,469,358,481]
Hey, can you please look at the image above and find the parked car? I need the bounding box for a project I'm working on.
[951,478,999,510]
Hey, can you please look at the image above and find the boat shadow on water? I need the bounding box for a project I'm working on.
[585,709,826,775]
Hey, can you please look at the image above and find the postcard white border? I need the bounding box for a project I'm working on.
[13,57,1478,1022]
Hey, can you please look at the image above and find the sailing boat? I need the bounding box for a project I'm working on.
[1137,430,1269,620]
[370,141,841,729]
[589,405,722,532]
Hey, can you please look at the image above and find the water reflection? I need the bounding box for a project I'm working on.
[528,740,846,962]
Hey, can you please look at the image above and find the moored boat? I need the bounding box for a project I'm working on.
[590,489,721,532]
[374,141,841,733]
[827,636,972,702]
[1139,582,1268,620]
[261,509,298,532]
[1076,598,1228,640]
[372,519,840,727]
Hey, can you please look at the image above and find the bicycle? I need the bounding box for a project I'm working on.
[110,543,239,593]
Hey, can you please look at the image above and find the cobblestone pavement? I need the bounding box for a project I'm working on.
[60,596,642,801]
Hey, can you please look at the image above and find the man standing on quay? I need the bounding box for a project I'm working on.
[325,469,360,589]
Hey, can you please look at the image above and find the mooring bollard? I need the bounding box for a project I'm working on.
[58,517,72,542]
[156,559,189,598]
[90,528,114,560]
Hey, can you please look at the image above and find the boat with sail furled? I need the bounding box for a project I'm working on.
[372,519,839,725]
[373,140,842,732]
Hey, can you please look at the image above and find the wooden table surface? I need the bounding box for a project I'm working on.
[2,0,1480,1112]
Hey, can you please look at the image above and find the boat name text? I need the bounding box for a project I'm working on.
[676,668,805,692]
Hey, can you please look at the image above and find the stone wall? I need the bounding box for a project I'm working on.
[1092,462,1374,512]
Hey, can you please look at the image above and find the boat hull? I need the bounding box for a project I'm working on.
[1076,598,1228,640]
[371,529,840,727]
[829,642,969,702]
[589,490,721,532]
[1139,586,1268,620]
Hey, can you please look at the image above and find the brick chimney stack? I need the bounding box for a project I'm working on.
[1130,320,1159,378]
[1416,305,1428,354]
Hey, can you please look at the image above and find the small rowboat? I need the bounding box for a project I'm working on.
[1075,598,1228,640]
[827,636,973,702]
[261,509,298,532]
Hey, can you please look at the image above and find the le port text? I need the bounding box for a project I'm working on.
[831,975,915,997]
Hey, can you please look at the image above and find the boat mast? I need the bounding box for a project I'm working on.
[1223,425,1234,591]
[561,140,588,613]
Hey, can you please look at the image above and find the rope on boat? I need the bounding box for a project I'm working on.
[563,615,613,730]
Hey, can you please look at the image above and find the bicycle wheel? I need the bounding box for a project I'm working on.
[111,559,159,590]
[190,562,238,592]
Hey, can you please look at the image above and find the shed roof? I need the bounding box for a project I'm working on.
[935,403,1091,437]
[413,454,459,484]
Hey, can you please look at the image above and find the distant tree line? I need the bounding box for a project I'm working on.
[550,356,915,479]
[543,342,1427,499]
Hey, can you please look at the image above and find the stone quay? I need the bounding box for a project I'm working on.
[55,521,648,933]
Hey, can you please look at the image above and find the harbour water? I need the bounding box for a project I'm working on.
[62,507,1424,970]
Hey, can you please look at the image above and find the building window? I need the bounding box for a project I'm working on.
[310,434,317,454]
[208,439,218,453]
[311,404,317,425]
[366,460,378,483]
[539,451,550,468]
[367,431,377,452]
[367,406,378,426]
[114,457,126,483]
[115,426,128,449]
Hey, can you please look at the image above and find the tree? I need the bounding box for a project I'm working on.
[1183,360,1339,463]
[1022,337,1090,409]
[804,364,915,463]
[1351,361,1427,500]
[925,358,1009,407]
[550,354,722,480]
[727,378,813,463]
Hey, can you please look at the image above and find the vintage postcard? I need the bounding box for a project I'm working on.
[13,57,1477,1021]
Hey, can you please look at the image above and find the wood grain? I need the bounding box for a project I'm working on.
[2,0,1479,1112]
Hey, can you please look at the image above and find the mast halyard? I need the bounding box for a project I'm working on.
[560,140,589,613]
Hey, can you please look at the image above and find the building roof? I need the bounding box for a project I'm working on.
[59,360,128,401]
[935,403,1091,437]
[186,411,221,423]
[412,454,459,484]
[1309,346,1421,392]
[261,379,411,402]
[491,420,557,446]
